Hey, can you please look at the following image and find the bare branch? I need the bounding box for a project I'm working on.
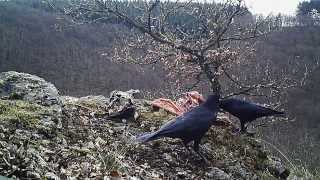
[186,72,203,91]
[222,67,245,88]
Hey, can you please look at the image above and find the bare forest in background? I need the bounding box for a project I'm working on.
[0,0,319,171]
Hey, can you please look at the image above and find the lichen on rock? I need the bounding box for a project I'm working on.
[0,71,62,130]
[0,71,60,106]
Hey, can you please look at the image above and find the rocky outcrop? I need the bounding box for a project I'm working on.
[0,71,61,107]
[0,71,62,130]
[0,71,292,179]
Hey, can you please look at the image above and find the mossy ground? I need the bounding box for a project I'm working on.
[1,96,314,179]
[0,100,45,128]
[0,79,5,87]
[288,166,320,180]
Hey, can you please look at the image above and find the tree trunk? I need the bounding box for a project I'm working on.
[199,57,221,96]
[210,75,221,95]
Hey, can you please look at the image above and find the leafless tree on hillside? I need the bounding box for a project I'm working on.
[60,0,307,103]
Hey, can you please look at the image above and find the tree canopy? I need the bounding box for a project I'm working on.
[62,0,287,98]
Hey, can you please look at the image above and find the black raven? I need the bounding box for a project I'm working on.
[136,95,219,159]
[220,98,284,132]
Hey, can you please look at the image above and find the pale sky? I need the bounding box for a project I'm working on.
[244,0,304,16]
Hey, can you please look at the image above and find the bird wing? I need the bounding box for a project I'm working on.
[221,99,283,119]
[249,104,284,117]
[155,106,216,138]
[230,101,284,118]
[137,95,219,143]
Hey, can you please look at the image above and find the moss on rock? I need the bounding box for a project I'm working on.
[0,79,4,87]
[0,100,46,128]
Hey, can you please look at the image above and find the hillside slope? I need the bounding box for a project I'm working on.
[0,0,166,97]
[0,71,295,179]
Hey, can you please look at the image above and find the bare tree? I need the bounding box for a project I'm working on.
[60,0,297,99]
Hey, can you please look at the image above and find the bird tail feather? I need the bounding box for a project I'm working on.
[135,132,159,143]
[274,111,286,117]
[267,108,285,117]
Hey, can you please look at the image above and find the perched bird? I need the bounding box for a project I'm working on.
[220,98,285,133]
[136,95,219,160]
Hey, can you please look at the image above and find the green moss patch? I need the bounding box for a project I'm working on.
[0,79,5,87]
[0,100,45,128]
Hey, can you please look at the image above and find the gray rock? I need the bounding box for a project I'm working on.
[26,171,41,179]
[206,167,231,180]
[228,162,255,179]
[163,153,174,163]
[0,71,62,130]
[109,89,140,101]
[176,169,188,178]
[267,156,290,179]
[78,95,109,106]
[128,176,140,180]
[61,95,109,110]
[108,89,140,107]
[0,71,60,106]
[45,172,60,180]
[60,96,79,104]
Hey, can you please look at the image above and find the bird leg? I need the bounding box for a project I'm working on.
[245,124,256,136]
[193,140,208,163]
[240,122,247,134]
[182,140,192,154]
[241,122,256,136]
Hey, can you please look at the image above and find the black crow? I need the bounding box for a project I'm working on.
[220,98,284,132]
[136,95,219,160]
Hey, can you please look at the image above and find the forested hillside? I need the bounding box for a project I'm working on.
[0,0,166,96]
[255,26,320,169]
[0,0,319,173]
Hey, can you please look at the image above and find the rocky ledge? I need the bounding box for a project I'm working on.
[0,71,296,179]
